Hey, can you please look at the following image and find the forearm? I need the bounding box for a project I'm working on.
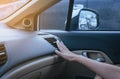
[73,55,120,79]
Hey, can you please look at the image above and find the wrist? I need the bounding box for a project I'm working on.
[70,54,82,62]
[73,55,83,62]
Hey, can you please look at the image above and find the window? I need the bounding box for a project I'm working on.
[39,0,69,30]
[69,0,120,31]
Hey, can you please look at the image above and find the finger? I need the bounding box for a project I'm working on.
[56,40,65,52]
[56,40,68,51]
[59,41,69,50]
[55,50,64,57]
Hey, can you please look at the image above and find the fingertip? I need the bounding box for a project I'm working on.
[60,41,64,44]
[55,50,61,54]
[55,50,58,52]
[56,40,59,43]
[55,50,59,53]
[56,40,63,44]
[60,41,63,43]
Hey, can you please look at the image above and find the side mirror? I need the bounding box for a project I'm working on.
[78,9,99,30]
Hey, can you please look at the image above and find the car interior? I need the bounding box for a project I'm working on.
[0,0,120,79]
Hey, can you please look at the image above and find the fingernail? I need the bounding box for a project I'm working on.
[55,50,59,53]
[56,40,59,43]
[61,41,63,43]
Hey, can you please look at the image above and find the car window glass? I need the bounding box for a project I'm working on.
[69,0,120,31]
[39,0,69,30]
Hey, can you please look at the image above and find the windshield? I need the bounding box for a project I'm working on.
[0,0,30,21]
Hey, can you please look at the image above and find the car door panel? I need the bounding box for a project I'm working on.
[47,31,120,79]
[48,31,120,64]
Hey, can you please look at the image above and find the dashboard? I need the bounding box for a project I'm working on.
[0,33,59,77]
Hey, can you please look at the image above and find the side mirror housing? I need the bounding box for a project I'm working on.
[78,9,99,30]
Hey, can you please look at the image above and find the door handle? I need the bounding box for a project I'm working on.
[82,51,89,58]
[82,51,105,62]
[96,57,105,62]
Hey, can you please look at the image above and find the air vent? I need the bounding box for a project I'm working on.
[0,44,7,66]
[45,37,57,48]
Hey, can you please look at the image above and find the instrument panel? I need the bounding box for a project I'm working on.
[0,33,59,77]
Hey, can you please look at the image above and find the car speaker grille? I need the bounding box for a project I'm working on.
[0,44,7,66]
[45,37,57,48]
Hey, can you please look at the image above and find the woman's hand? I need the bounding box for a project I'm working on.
[55,40,77,61]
